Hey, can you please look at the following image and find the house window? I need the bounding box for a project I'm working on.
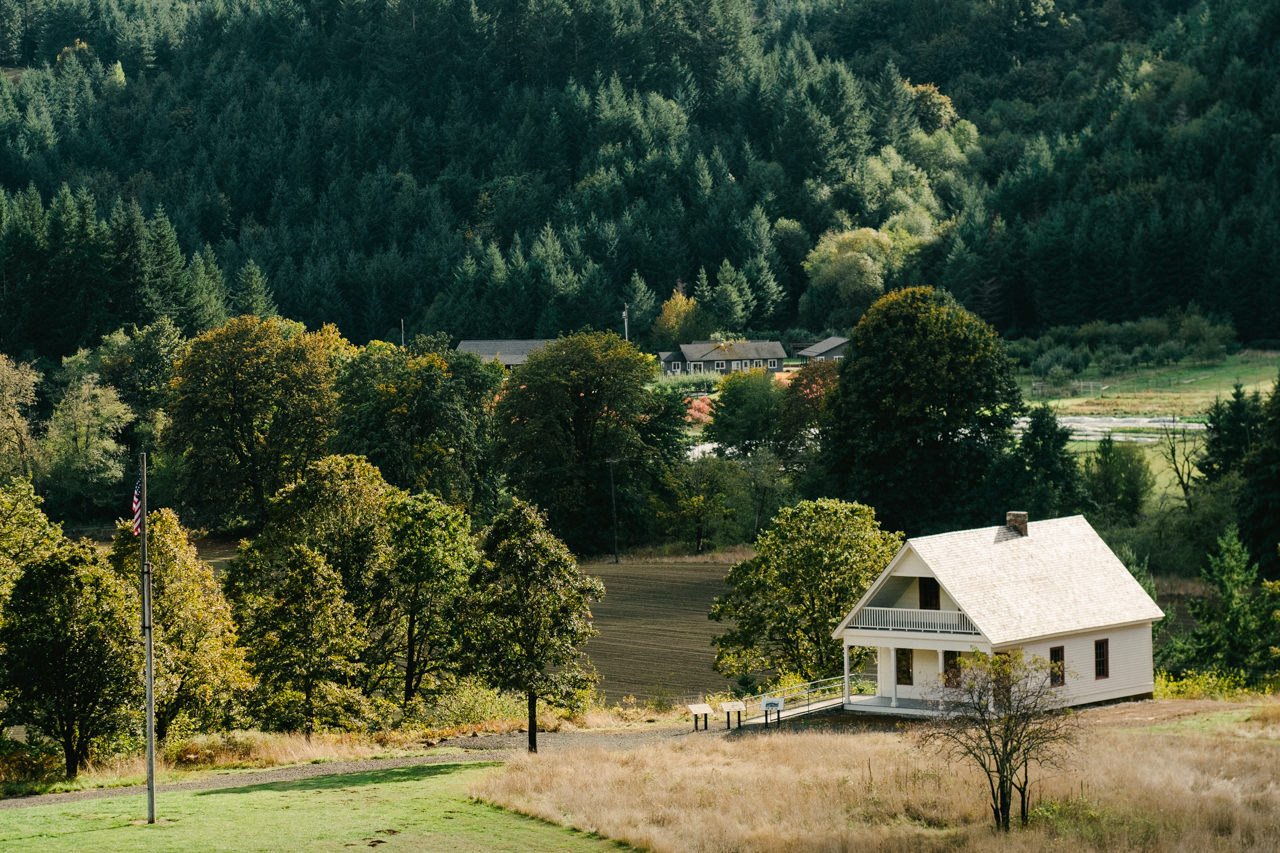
[767,359,777,368]
[715,360,725,371]
[895,649,913,686]
[731,360,741,371]
[1094,639,1109,679]
[1050,646,1065,687]
[834,355,843,361]
[671,362,681,374]
[690,363,702,373]
[943,650,961,688]
[813,356,824,362]
[753,359,763,368]
[918,577,940,610]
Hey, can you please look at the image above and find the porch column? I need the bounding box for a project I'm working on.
[890,646,898,708]
[842,642,850,704]
[938,649,945,684]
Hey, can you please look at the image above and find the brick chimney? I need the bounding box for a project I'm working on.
[1006,511,1029,536]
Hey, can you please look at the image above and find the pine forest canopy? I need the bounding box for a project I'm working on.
[0,0,1277,364]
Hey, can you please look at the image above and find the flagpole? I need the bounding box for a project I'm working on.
[140,453,156,824]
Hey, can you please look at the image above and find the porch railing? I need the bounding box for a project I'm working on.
[851,606,979,635]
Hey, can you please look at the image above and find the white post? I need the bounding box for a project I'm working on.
[891,647,898,708]
[938,649,945,684]
[843,642,850,705]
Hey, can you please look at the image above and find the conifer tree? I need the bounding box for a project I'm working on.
[232,260,278,318]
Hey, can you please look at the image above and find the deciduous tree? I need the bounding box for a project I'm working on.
[108,509,251,738]
[824,287,1023,534]
[0,477,60,618]
[229,455,397,696]
[243,545,366,739]
[164,316,349,527]
[799,228,891,329]
[389,491,477,707]
[0,355,41,480]
[0,540,141,777]
[466,499,604,753]
[39,373,135,516]
[497,331,684,553]
[710,499,901,680]
[335,337,503,509]
[1082,434,1154,525]
[920,652,1078,831]
[705,368,784,457]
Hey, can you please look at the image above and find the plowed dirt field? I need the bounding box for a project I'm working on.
[582,559,734,703]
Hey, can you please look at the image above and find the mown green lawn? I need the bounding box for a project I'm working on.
[0,763,631,853]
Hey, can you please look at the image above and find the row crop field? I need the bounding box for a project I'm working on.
[581,559,734,704]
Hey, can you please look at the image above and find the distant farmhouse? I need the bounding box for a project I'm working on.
[659,340,787,376]
[832,513,1164,716]
[796,336,849,362]
[456,339,554,369]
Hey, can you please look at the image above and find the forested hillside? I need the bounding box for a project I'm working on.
[1,0,1277,360]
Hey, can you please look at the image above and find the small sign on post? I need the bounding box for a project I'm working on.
[688,703,713,731]
[721,700,746,729]
[761,697,784,728]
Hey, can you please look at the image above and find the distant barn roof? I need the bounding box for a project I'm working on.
[836,515,1164,647]
[456,339,554,367]
[796,336,849,357]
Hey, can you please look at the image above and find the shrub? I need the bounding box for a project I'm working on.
[0,736,62,784]
[1154,669,1251,700]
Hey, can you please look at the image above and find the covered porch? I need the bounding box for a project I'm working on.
[839,627,992,711]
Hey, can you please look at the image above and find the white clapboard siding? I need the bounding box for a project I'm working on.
[1016,624,1155,706]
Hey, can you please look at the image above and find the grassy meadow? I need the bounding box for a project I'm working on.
[0,762,630,852]
[475,700,1280,852]
[1021,351,1279,417]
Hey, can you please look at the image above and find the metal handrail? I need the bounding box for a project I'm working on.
[737,675,874,720]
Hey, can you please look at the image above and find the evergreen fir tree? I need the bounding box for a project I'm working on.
[232,260,279,318]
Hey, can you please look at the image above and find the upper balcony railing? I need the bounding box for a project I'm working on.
[851,606,979,635]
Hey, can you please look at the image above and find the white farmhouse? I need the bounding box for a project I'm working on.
[831,512,1164,715]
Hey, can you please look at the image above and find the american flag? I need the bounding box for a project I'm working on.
[132,477,143,536]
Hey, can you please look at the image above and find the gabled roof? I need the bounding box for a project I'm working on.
[834,516,1164,647]
[678,340,787,362]
[456,339,554,366]
[796,336,849,357]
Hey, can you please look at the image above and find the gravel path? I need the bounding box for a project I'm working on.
[0,726,692,811]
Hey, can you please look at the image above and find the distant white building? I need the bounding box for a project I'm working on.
[832,512,1164,715]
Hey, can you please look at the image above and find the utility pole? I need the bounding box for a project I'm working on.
[622,303,629,341]
[607,458,620,564]
[139,453,156,824]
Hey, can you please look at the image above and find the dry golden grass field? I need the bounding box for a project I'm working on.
[581,556,737,703]
[475,698,1280,852]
